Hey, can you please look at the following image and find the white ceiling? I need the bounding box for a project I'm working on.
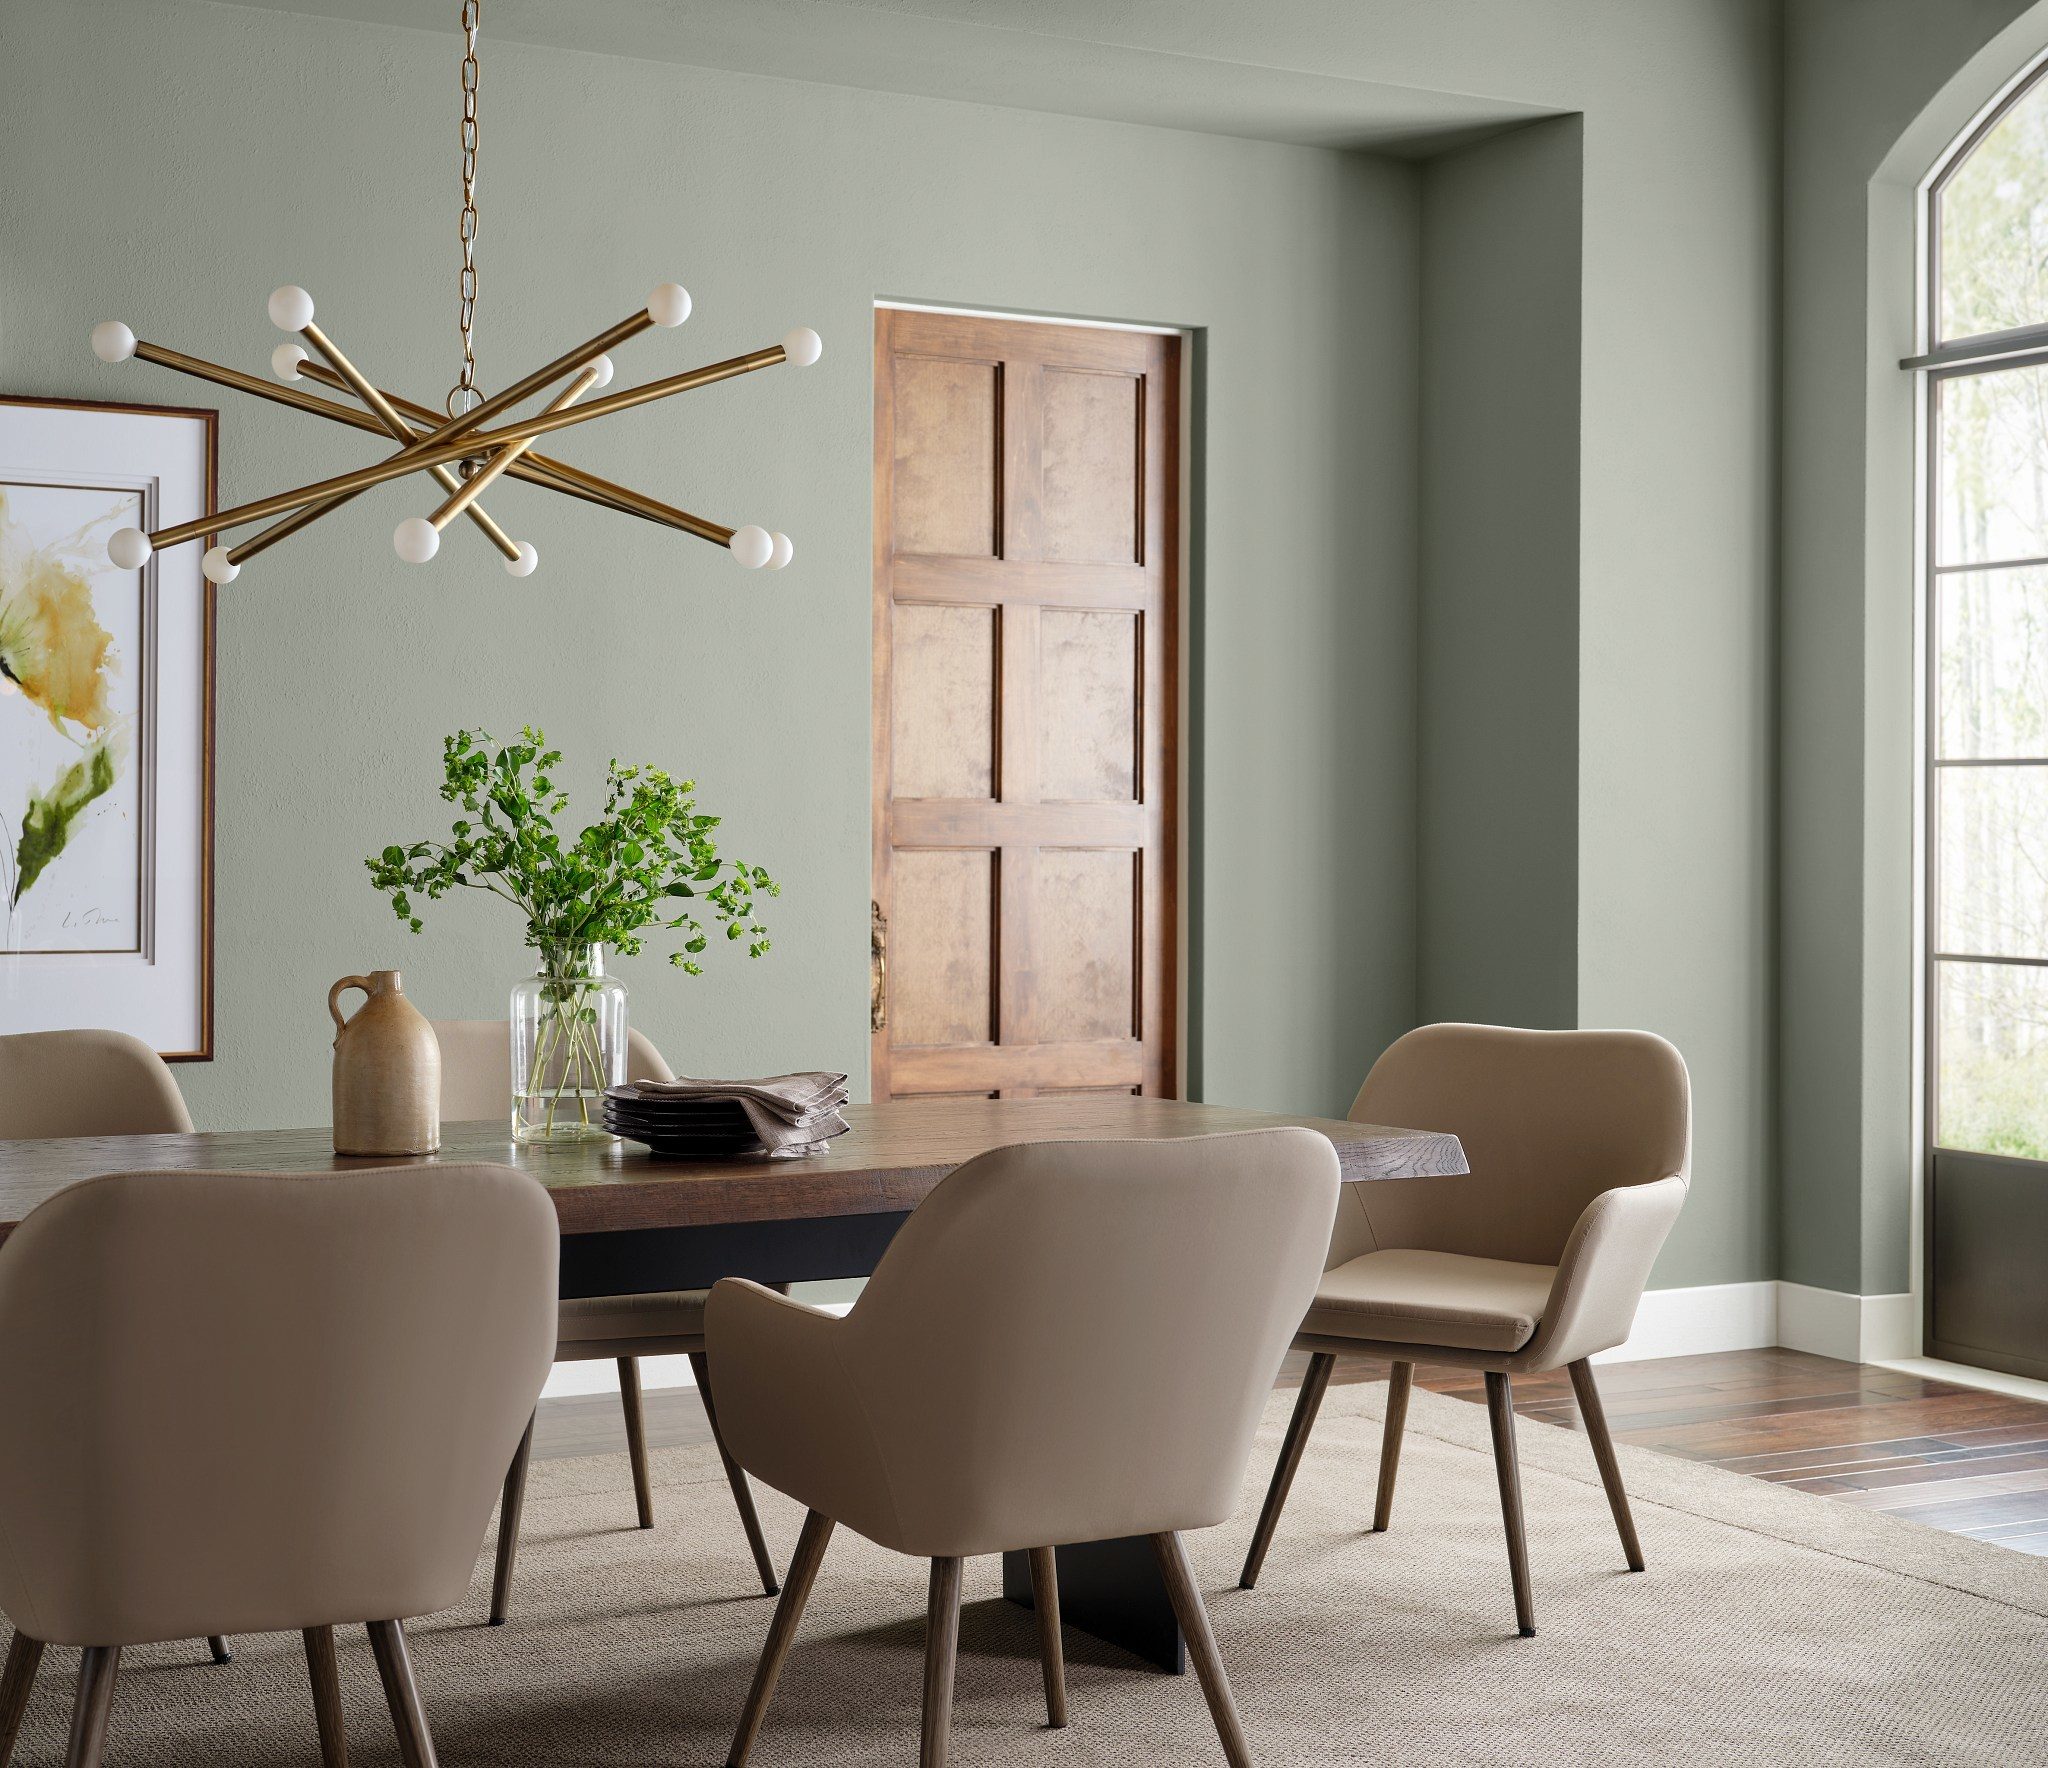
[212,0,1552,154]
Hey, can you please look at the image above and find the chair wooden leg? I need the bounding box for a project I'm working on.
[1025,1546,1068,1728]
[206,1635,232,1664]
[1484,1371,1536,1637]
[727,1508,835,1768]
[0,1632,45,1768]
[1237,1350,1335,1589]
[1569,1358,1645,1571]
[489,1412,536,1625]
[1372,1360,1414,1531]
[367,1620,438,1768]
[692,1350,781,1596]
[1152,1533,1252,1768]
[618,1356,657,1529]
[304,1626,348,1768]
[922,1556,964,1768]
[63,1646,119,1768]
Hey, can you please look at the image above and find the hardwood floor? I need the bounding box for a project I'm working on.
[534,1348,2048,1558]
[1334,1346,2048,1557]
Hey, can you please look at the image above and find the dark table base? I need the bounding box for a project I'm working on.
[1002,1539,1185,1674]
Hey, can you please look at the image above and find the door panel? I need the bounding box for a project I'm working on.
[888,849,997,1048]
[1040,608,1140,802]
[873,309,1178,1101]
[890,603,998,800]
[891,355,1001,558]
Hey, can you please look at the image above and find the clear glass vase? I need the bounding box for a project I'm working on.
[511,943,627,1142]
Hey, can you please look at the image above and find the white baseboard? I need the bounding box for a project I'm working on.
[1595,1278,1918,1365]
[1594,1280,1779,1362]
[1777,1281,1917,1363]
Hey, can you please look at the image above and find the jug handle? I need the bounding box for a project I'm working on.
[328,974,373,1039]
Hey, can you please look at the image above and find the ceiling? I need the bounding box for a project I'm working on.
[214,0,1552,155]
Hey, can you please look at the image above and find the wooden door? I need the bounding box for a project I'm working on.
[872,308,1178,1101]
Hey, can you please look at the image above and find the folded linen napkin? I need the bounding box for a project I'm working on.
[624,1072,851,1155]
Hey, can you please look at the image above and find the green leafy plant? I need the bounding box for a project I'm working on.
[367,728,779,1137]
[366,726,778,972]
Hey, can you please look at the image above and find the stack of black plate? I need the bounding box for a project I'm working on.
[603,1089,766,1157]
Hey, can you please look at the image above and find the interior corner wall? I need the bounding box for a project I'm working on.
[1417,116,1583,1032]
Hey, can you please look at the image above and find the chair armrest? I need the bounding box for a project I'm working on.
[704,1279,904,1541]
[1520,1176,1687,1369]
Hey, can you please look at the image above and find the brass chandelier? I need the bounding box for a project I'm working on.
[92,0,819,585]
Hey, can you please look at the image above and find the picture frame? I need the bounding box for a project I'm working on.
[0,393,217,1060]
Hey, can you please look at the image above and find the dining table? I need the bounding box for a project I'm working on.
[0,1092,1467,1674]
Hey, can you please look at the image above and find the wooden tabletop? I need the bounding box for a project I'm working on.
[0,1095,1466,1243]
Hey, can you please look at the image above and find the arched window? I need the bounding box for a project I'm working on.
[1920,62,2048,1375]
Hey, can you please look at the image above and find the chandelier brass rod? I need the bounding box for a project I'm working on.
[295,363,607,503]
[194,306,657,559]
[136,340,384,426]
[148,344,786,550]
[297,367,730,539]
[155,346,646,521]
[428,362,599,530]
[300,318,521,560]
[141,344,717,541]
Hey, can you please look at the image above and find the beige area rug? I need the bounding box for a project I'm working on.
[12,1382,2048,1765]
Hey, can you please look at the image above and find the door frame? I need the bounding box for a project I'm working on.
[871,298,1196,1101]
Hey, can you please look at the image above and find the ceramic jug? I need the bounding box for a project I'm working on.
[330,970,442,1155]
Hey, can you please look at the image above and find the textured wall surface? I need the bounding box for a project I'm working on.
[3,0,1802,1295]
[0,0,1423,1133]
[1418,116,1583,1034]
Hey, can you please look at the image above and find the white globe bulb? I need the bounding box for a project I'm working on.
[90,321,137,364]
[271,343,309,381]
[768,531,794,570]
[646,283,692,328]
[201,546,240,585]
[586,353,615,390]
[393,517,440,564]
[107,528,152,570]
[780,326,823,368]
[730,524,774,569]
[267,285,315,331]
[505,541,539,577]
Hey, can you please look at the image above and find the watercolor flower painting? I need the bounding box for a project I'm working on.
[0,484,140,945]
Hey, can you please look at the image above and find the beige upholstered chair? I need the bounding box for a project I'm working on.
[708,1129,1341,1768]
[0,1029,194,1139]
[1238,1023,1691,1638]
[431,1020,779,1621]
[0,1163,556,1768]
[0,1028,235,1671]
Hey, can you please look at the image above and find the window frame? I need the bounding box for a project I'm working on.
[1919,59,2048,1173]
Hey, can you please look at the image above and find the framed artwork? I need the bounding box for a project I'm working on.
[0,395,216,1060]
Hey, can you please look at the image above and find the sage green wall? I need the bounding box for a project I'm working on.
[1777,0,2045,1297]
[1418,116,1583,1032]
[667,0,1784,1292]
[4,0,1792,1298]
[0,0,1423,1131]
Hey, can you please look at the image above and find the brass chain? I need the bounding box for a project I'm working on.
[449,0,482,419]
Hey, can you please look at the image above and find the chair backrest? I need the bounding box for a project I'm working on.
[0,1029,193,1138]
[0,1164,557,1646]
[432,1019,672,1121]
[1334,1023,1691,1268]
[843,1128,1340,1550]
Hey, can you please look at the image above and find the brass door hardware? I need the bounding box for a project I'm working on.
[871,900,888,1032]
